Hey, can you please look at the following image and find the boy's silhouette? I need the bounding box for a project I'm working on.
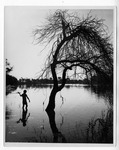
[18,90,30,109]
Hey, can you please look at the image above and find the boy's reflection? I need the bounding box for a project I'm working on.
[17,108,30,127]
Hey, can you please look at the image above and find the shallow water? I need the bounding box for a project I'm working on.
[5,84,113,143]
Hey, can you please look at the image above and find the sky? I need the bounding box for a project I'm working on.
[4,7,114,79]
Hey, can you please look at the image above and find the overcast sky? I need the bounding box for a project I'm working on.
[5,7,114,79]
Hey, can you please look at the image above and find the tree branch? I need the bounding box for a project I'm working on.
[58,66,72,91]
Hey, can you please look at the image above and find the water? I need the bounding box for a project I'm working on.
[5,84,113,143]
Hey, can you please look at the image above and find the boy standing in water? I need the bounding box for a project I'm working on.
[18,90,30,109]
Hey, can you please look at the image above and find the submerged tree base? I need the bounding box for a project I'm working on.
[46,108,67,143]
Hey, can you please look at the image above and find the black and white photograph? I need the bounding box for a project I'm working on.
[4,6,115,144]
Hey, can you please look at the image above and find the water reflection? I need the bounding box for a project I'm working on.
[6,85,18,95]
[19,84,53,89]
[86,107,113,143]
[6,106,12,120]
[83,85,113,106]
[46,109,66,143]
[6,84,113,143]
[16,108,30,127]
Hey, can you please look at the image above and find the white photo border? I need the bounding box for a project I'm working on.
[0,0,119,150]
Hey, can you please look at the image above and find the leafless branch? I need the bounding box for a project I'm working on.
[33,9,113,84]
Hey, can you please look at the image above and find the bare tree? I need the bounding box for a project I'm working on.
[33,10,113,110]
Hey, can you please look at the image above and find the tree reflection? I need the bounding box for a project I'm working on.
[46,109,66,143]
[86,107,113,143]
[6,106,12,120]
[18,84,53,89]
[83,85,113,143]
[6,85,18,95]
[84,85,113,107]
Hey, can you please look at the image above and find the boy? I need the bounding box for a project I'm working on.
[18,90,30,109]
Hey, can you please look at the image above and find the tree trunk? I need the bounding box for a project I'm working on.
[46,87,58,111]
[46,66,69,111]
[45,62,58,111]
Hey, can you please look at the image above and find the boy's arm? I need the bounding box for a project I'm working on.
[18,92,22,96]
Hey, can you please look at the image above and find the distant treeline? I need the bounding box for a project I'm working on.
[6,74,112,86]
[18,78,89,85]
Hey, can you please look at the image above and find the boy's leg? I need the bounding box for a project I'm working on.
[26,103,28,110]
[22,103,24,109]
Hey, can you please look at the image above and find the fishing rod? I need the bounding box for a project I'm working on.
[11,92,20,94]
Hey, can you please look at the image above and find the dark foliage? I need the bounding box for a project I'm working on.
[6,74,18,85]
[6,59,18,85]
